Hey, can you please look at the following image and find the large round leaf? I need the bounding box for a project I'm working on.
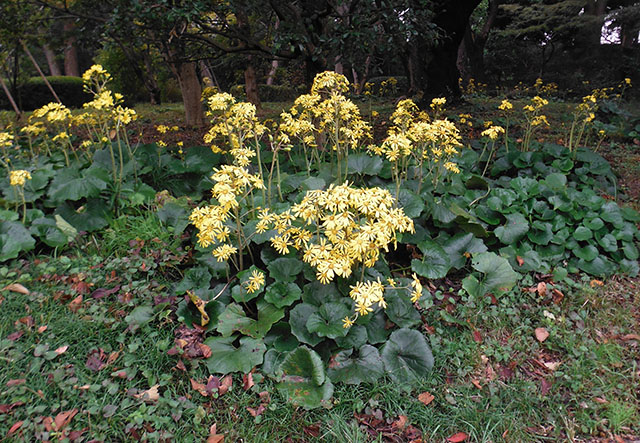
[204,335,266,374]
[328,345,384,385]
[462,252,518,297]
[495,213,529,245]
[411,240,450,279]
[381,329,434,385]
[264,282,302,308]
[0,221,35,261]
[277,346,334,409]
[306,302,350,339]
[289,303,323,346]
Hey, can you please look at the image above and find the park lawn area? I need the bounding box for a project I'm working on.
[1,94,639,442]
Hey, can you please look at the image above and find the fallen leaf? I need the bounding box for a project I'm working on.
[3,283,29,294]
[37,325,47,333]
[258,391,271,404]
[243,373,254,391]
[392,415,408,431]
[0,401,24,414]
[417,392,434,406]
[302,423,320,437]
[54,408,78,430]
[55,345,69,355]
[540,379,552,396]
[536,282,547,297]
[447,431,468,442]
[551,288,564,304]
[589,279,604,288]
[68,295,83,313]
[207,424,224,443]
[472,330,482,343]
[134,385,160,403]
[543,361,561,371]
[198,343,212,359]
[6,331,23,341]
[516,256,524,266]
[6,379,26,387]
[535,327,549,343]
[7,420,23,436]
[86,349,107,372]
[187,291,210,326]
[175,360,187,371]
[16,316,33,328]
[191,379,209,397]
[247,404,265,417]
[471,379,483,389]
[593,397,609,404]
[219,375,232,396]
[620,334,640,341]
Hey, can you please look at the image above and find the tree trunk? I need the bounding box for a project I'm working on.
[63,20,80,77]
[42,44,61,76]
[172,61,204,126]
[411,0,482,106]
[244,56,261,109]
[457,0,498,85]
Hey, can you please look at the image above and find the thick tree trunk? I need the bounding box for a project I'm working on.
[457,0,498,85]
[244,56,261,109]
[63,20,80,77]
[42,44,61,76]
[172,61,204,126]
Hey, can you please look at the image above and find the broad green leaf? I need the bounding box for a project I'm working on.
[396,189,424,219]
[364,311,389,344]
[264,282,302,308]
[268,257,303,282]
[277,346,333,409]
[301,177,326,191]
[527,221,553,246]
[306,302,350,339]
[156,202,190,235]
[347,153,383,176]
[55,198,109,232]
[575,256,615,276]
[54,215,78,242]
[30,218,68,247]
[334,325,368,349]
[463,252,518,297]
[620,259,639,277]
[177,299,225,332]
[544,173,567,191]
[264,322,299,352]
[125,305,154,328]
[381,328,434,386]
[204,335,266,374]
[495,213,529,245]
[47,167,110,204]
[302,281,343,306]
[0,221,36,261]
[622,242,639,260]
[584,217,605,231]
[573,244,598,261]
[385,287,421,328]
[175,266,212,294]
[328,345,384,385]
[240,300,285,339]
[289,303,323,346]
[216,303,254,337]
[442,232,487,269]
[573,226,593,241]
[597,234,618,252]
[0,209,18,221]
[411,240,450,279]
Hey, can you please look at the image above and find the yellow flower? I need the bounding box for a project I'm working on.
[9,170,32,187]
[410,273,423,303]
[342,316,355,328]
[212,244,238,262]
[244,269,265,294]
[624,78,631,86]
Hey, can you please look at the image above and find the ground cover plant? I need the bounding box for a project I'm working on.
[0,68,639,441]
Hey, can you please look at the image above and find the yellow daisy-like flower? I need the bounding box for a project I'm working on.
[9,170,32,187]
[410,273,423,303]
[244,270,265,294]
[212,244,238,262]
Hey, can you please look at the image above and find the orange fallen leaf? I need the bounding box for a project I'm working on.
[392,415,408,431]
[37,325,47,333]
[219,375,232,396]
[6,379,25,387]
[447,431,469,442]
[516,256,524,266]
[243,373,254,391]
[7,420,23,436]
[535,327,549,343]
[190,379,209,397]
[247,404,265,417]
[551,288,564,304]
[589,279,604,288]
[54,408,78,430]
[536,282,547,297]
[594,397,609,404]
[134,385,160,403]
[471,379,483,389]
[68,295,83,313]
[417,392,434,405]
[55,345,69,355]
[3,283,29,295]
[207,424,224,443]
[620,334,640,341]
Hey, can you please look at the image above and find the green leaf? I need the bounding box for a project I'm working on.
[573,226,593,241]
[306,302,350,339]
[328,345,384,385]
[277,346,333,409]
[289,303,323,346]
[527,221,553,246]
[231,266,265,303]
[364,311,389,344]
[216,303,254,337]
[301,177,326,191]
[574,244,598,261]
[597,234,618,252]
[30,218,68,248]
[621,207,640,222]
[156,202,190,235]
[264,322,299,352]
[575,256,615,276]
[396,189,424,219]
[264,282,302,308]
[544,173,567,191]
[0,221,36,261]
[268,257,303,283]
[495,213,529,245]
[381,328,434,386]
[0,209,18,221]
[177,299,225,332]
[385,287,420,328]
[302,281,342,306]
[442,232,487,269]
[347,153,383,176]
[463,252,518,297]
[54,215,78,242]
[47,167,110,204]
[334,325,368,349]
[204,335,266,374]
[125,305,154,328]
[584,217,605,231]
[411,240,450,279]
[55,198,109,232]
[622,242,639,260]
[240,299,285,339]
[620,259,639,277]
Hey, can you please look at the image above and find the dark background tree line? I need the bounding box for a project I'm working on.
[0,0,638,125]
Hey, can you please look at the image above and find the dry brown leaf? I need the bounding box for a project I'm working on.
[54,408,78,430]
[535,327,549,343]
[6,379,26,387]
[68,295,83,313]
[187,291,210,326]
[219,375,232,396]
[134,385,160,403]
[620,334,640,341]
[417,392,434,406]
[247,404,265,417]
[55,345,69,355]
[190,379,209,397]
[392,415,408,431]
[207,424,224,443]
[543,361,561,371]
[243,373,254,391]
[447,431,468,442]
[7,420,23,436]
[471,379,483,389]
[37,325,47,333]
[3,283,29,295]
[536,282,547,297]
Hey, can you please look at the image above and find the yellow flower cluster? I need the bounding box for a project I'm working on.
[203,93,267,154]
[481,125,505,140]
[32,103,71,123]
[243,269,265,294]
[9,169,31,186]
[523,96,548,112]
[257,182,414,288]
[0,131,14,148]
[498,99,513,111]
[82,64,112,85]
